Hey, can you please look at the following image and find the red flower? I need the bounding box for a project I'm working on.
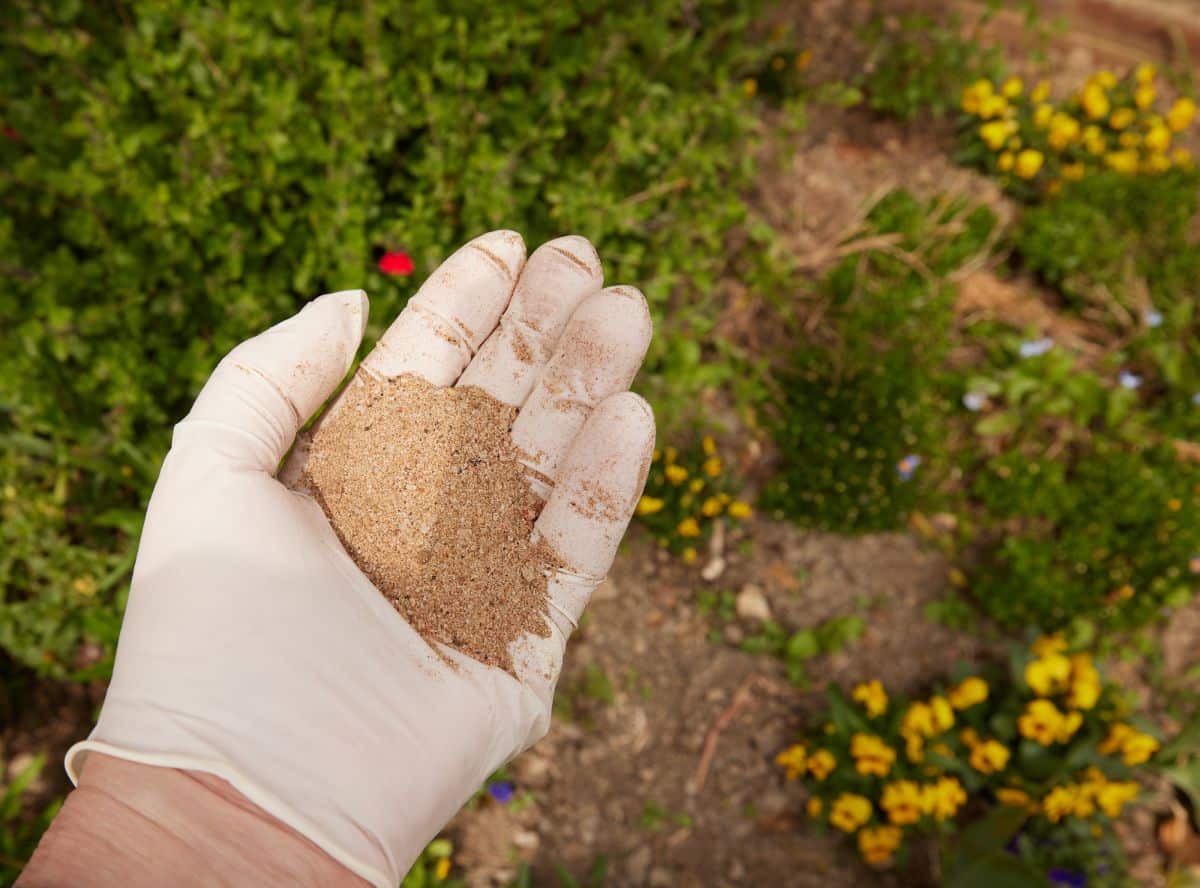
[378,250,414,276]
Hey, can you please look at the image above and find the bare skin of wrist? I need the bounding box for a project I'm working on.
[19,753,368,887]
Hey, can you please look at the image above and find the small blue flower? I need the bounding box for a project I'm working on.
[963,391,987,412]
[1144,308,1163,328]
[897,454,921,481]
[1118,371,1142,390]
[1018,337,1054,358]
[487,781,515,804]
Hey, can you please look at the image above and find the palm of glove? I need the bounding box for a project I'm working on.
[71,232,654,888]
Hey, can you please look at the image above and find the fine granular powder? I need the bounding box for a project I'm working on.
[300,373,557,675]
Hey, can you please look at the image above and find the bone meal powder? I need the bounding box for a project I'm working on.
[301,374,557,674]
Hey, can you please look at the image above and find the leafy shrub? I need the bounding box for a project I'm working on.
[777,635,1160,882]
[956,342,1200,630]
[0,0,775,677]
[763,190,996,532]
[1014,169,1200,311]
[858,11,1004,121]
[635,436,752,561]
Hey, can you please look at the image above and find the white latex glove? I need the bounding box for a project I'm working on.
[66,231,655,888]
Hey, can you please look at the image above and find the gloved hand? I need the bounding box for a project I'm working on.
[66,231,655,888]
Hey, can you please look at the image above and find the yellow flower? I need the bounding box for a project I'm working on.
[1083,125,1107,154]
[1048,113,1080,150]
[929,696,955,733]
[702,456,722,477]
[1091,70,1118,89]
[727,500,753,520]
[775,744,807,780]
[961,79,993,115]
[979,93,1009,120]
[1001,77,1024,99]
[1057,710,1083,743]
[434,857,451,881]
[700,496,723,517]
[881,780,924,825]
[1062,162,1086,181]
[1173,147,1194,168]
[960,727,981,749]
[997,151,1015,172]
[948,677,988,710]
[701,435,717,456]
[1033,103,1054,129]
[807,796,823,818]
[851,733,896,778]
[808,749,836,781]
[1105,149,1139,173]
[1121,731,1160,765]
[1025,652,1071,695]
[1145,150,1171,174]
[858,825,902,866]
[742,78,757,98]
[924,776,967,822]
[996,787,1033,810]
[1118,130,1142,148]
[904,734,924,763]
[1135,83,1156,110]
[682,546,697,564]
[980,120,1015,151]
[1042,785,1084,822]
[969,739,1011,775]
[1096,781,1139,817]
[1142,124,1171,151]
[72,576,96,597]
[665,464,688,485]
[1015,149,1044,179]
[1018,699,1067,746]
[1135,63,1157,84]
[688,477,705,494]
[1067,654,1101,710]
[830,793,873,833]
[636,496,665,516]
[901,702,935,738]
[1099,723,1134,756]
[1081,84,1111,120]
[1167,97,1197,132]
[1031,80,1051,103]
[853,680,889,718]
[664,446,678,463]
[677,517,701,537]
[1109,107,1136,130]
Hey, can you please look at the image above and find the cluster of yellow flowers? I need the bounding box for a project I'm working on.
[961,64,1197,192]
[777,635,1163,870]
[635,436,753,562]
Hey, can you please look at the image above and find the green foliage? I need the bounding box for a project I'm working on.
[0,755,61,885]
[0,0,775,677]
[401,838,461,888]
[1015,170,1200,313]
[858,11,1004,121]
[763,190,997,532]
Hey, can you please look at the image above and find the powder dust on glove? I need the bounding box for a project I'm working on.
[301,373,557,675]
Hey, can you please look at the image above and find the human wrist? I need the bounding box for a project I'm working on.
[20,753,368,888]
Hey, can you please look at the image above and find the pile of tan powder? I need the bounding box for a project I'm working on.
[301,374,556,674]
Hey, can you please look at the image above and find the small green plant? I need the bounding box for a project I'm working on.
[553,663,615,727]
[778,635,1159,882]
[635,436,752,562]
[763,190,996,532]
[638,799,692,831]
[857,11,1004,121]
[741,614,866,686]
[1,755,61,885]
[401,838,460,887]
